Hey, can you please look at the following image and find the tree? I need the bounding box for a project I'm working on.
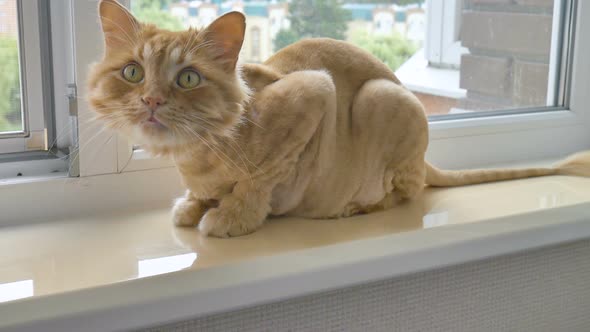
[274,29,300,51]
[131,0,184,31]
[274,0,351,51]
[0,37,21,132]
[350,29,417,71]
[131,0,174,11]
[343,0,424,4]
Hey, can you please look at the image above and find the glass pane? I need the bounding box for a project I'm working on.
[0,0,22,133]
[131,0,562,117]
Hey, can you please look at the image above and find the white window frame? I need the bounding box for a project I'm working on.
[56,0,590,175]
[427,0,588,169]
[425,0,466,68]
[0,0,48,154]
[0,0,587,225]
[69,0,173,177]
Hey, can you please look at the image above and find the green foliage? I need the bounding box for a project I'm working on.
[342,0,424,4]
[289,0,352,39]
[350,29,417,70]
[0,37,22,132]
[131,0,184,31]
[274,29,300,51]
[131,0,174,11]
[274,0,351,51]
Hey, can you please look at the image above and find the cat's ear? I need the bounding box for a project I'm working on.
[98,0,139,50]
[203,12,246,72]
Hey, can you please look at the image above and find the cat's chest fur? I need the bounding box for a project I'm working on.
[174,152,237,199]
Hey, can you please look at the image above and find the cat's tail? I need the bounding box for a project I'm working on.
[425,150,590,187]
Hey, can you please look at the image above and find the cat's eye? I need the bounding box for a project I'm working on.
[122,63,144,83]
[177,69,201,89]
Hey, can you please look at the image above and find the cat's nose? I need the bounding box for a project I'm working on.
[142,96,166,110]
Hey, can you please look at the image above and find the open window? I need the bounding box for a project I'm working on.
[1,0,588,180]
[0,0,73,180]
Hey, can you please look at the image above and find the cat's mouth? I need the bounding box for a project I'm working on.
[144,113,166,128]
[141,113,167,132]
[147,114,162,125]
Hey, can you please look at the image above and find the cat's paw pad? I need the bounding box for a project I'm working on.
[199,208,260,238]
[172,197,205,227]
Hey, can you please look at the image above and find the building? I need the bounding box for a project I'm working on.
[169,0,288,62]
[168,1,424,63]
[0,0,18,37]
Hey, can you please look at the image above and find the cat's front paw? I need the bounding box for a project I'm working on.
[199,207,263,238]
[172,196,207,227]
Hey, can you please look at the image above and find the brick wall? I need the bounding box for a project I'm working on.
[459,0,554,111]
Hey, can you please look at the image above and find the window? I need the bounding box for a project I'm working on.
[0,0,21,135]
[129,0,567,117]
[251,27,261,60]
[0,0,48,153]
[0,0,586,224]
[0,0,72,180]
[85,0,583,174]
[1,0,582,180]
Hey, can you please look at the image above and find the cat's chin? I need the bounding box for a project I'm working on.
[139,120,169,137]
[130,123,175,148]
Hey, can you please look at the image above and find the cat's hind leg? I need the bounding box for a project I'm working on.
[350,79,429,211]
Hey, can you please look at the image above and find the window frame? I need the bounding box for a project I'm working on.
[425,0,466,68]
[69,0,174,177]
[0,0,587,226]
[68,0,590,176]
[0,0,73,181]
[0,0,50,154]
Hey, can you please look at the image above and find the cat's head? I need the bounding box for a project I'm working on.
[88,0,249,154]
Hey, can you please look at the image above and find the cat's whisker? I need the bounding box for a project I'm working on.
[91,110,128,120]
[84,131,120,171]
[66,123,123,177]
[116,4,141,38]
[46,117,107,158]
[99,1,141,38]
[74,123,120,159]
[219,138,254,184]
[241,115,265,130]
[186,40,207,57]
[181,113,224,131]
[177,125,233,175]
[67,125,111,173]
[207,134,254,182]
[179,124,248,177]
[118,145,135,174]
[181,114,262,174]
[99,16,136,46]
[181,28,199,57]
[223,135,263,175]
[186,40,215,58]
[182,109,263,139]
[46,121,75,155]
[104,34,135,47]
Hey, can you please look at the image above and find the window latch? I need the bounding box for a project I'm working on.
[66,83,80,177]
[67,83,78,116]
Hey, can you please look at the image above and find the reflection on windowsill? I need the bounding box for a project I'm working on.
[423,211,450,229]
[539,193,566,209]
[137,253,197,278]
[0,279,34,303]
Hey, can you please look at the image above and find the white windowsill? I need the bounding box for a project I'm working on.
[1,173,590,331]
[395,49,466,99]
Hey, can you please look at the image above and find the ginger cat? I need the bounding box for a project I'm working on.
[89,0,590,237]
